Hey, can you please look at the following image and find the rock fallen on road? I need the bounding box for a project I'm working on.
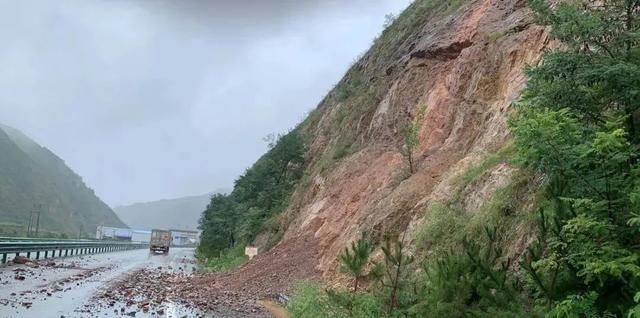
[91,268,270,317]
[12,256,32,265]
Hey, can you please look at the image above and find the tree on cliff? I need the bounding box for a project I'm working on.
[400,106,426,175]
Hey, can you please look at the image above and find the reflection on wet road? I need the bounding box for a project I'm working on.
[0,248,200,318]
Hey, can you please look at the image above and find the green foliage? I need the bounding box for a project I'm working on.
[413,227,533,318]
[400,106,426,175]
[525,0,640,141]
[288,283,384,318]
[378,235,415,315]
[199,244,248,273]
[629,293,640,318]
[339,235,375,292]
[417,202,465,256]
[197,194,239,256]
[288,283,337,318]
[197,130,305,259]
[290,235,417,318]
[453,145,516,193]
[547,292,601,318]
[418,168,531,259]
[508,0,640,316]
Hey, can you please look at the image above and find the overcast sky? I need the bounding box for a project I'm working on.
[0,0,411,207]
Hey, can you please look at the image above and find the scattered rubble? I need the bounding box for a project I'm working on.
[91,268,264,317]
[88,231,319,317]
[1,241,316,317]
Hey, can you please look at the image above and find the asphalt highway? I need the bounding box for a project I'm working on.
[0,248,200,318]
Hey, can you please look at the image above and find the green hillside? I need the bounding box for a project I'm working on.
[0,124,125,237]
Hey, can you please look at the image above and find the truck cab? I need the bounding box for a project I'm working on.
[150,229,171,254]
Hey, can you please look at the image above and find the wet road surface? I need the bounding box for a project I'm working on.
[0,248,202,318]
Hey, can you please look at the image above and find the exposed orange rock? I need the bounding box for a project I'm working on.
[247,0,552,287]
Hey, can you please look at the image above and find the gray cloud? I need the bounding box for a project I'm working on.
[0,0,410,206]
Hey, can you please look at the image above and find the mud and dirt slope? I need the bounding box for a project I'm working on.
[238,0,552,285]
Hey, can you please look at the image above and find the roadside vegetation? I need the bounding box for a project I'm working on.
[199,244,248,273]
[196,130,305,270]
[289,0,640,316]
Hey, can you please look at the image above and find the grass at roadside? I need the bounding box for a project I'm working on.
[198,244,248,272]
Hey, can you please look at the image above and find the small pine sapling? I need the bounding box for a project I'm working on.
[339,234,375,293]
[379,232,415,314]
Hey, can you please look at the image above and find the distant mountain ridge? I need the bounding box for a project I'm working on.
[114,191,227,231]
[0,124,125,236]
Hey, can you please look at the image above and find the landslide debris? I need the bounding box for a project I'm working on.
[93,231,320,316]
[92,269,269,317]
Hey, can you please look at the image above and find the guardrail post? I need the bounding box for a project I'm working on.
[2,253,6,264]
[36,251,40,259]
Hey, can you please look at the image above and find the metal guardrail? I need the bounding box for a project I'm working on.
[0,236,103,242]
[0,240,149,264]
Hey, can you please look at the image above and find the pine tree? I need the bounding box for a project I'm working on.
[339,234,375,293]
[379,234,414,314]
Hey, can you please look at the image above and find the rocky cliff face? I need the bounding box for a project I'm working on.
[248,0,551,284]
